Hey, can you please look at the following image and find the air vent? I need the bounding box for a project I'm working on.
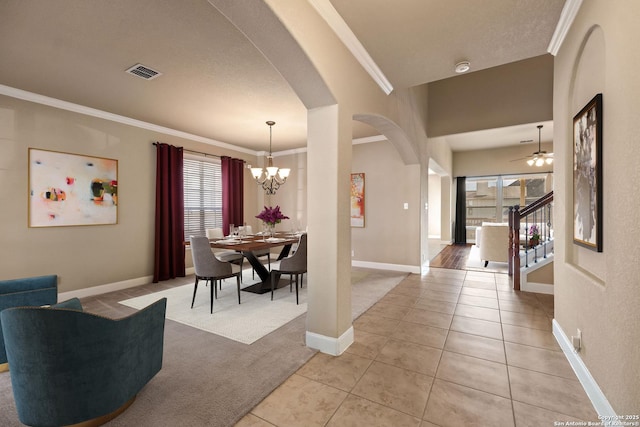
[125,63,162,80]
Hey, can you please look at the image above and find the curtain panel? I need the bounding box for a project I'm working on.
[454,176,467,244]
[221,156,244,235]
[153,143,186,282]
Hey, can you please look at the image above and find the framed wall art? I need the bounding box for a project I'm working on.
[350,172,365,227]
[29,148,118,227]
[573,93,603,252]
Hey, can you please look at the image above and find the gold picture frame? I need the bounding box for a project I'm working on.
[350,173,365,227]
[29,148,118,227]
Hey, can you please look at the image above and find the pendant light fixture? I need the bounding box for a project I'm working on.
[250,121,290,195]
[526,125,554,167]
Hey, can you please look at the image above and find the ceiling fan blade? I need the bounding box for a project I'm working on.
[510,157,530,162]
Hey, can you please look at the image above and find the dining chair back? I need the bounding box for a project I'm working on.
[205,228,224,239]
[189,236,241,313]
[271,233,307,304]
[204,228,244,280]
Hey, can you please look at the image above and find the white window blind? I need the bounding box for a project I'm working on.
[183,156,222,238]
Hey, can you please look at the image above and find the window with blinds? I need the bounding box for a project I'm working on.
[183,156,222,238]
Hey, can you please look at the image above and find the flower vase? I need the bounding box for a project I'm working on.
[263,222,275,240]
[529,238,539,247]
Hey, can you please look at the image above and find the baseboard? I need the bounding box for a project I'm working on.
[351,260,420,274]
[552,319,616,417]
[306,326,354,356]
[521,282,554,295]
[58,275,155,301]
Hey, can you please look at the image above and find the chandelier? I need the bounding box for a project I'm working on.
[527,125,554,167]
[250,121,290,195]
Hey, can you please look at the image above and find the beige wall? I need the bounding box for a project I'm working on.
[262,151,308,234]
[428,174,442,238]
[528,263,554,285]
[271,140,422,269]
[553,1,640,412]
[427,54,554,136]
[351,140,421,267]
[452,143,554,178]
[0,95,258,292]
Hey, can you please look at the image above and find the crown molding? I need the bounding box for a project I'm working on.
[0,84,258,156]
[547,0,583,56]
[0,84,388,157]
[308,0,393,95]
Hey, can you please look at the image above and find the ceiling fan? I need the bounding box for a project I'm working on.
[511,124,553,166]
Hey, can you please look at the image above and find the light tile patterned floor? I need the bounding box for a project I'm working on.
[235,268,598,427]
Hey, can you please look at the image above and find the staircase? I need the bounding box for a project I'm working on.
[508,191,554,293]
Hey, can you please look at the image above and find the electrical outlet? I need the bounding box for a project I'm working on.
[351,250,354,257]
[571,329,582,352]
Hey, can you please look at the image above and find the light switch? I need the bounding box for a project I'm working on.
[403,203,409,210]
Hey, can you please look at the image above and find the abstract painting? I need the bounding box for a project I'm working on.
[350,173,365,227]
[29,148,118,227]
[573,93,603,251]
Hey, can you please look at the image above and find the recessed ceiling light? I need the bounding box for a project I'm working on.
[454,61,471,74]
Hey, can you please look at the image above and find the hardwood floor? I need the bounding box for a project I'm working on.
[429,244,473,270]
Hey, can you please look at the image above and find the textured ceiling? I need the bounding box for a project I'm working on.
[329,0,566,88]
[0,0,566,152]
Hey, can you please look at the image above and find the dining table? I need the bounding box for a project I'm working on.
[207,233,302,294]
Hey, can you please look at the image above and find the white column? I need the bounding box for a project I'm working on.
[305,104,353,355]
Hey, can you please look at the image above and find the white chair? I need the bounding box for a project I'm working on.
[477,222,509,267]
[189,236,241,313]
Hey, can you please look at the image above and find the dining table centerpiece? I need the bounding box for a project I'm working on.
[256,205,289,237]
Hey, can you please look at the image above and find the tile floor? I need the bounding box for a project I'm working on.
[235,268,598,427]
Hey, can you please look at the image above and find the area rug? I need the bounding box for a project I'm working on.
[120,278,307,345]
[119,267,409,345]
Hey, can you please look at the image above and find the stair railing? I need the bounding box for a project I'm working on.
[508,191,554,290]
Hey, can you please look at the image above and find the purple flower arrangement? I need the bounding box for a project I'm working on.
[256,205,289,226]
[528,224,540,239]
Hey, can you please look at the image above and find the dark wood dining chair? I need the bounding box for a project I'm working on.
[270,233,307,304]
[189,236,241,313]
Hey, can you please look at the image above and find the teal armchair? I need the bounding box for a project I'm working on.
[0,274,58,369]
[1,297,167,427]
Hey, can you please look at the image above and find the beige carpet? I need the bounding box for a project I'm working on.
[0,267,409,427]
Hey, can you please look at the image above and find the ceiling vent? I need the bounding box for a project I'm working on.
[125,63,162,80]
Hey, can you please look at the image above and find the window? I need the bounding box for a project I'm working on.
[183,155,222,238]
[465,173,552,241]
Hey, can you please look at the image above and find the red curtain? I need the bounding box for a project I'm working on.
[222,156,244,235]
[153,142,185,283]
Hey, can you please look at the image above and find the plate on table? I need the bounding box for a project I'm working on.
[265,237,286,243]
[216,239,242,244]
